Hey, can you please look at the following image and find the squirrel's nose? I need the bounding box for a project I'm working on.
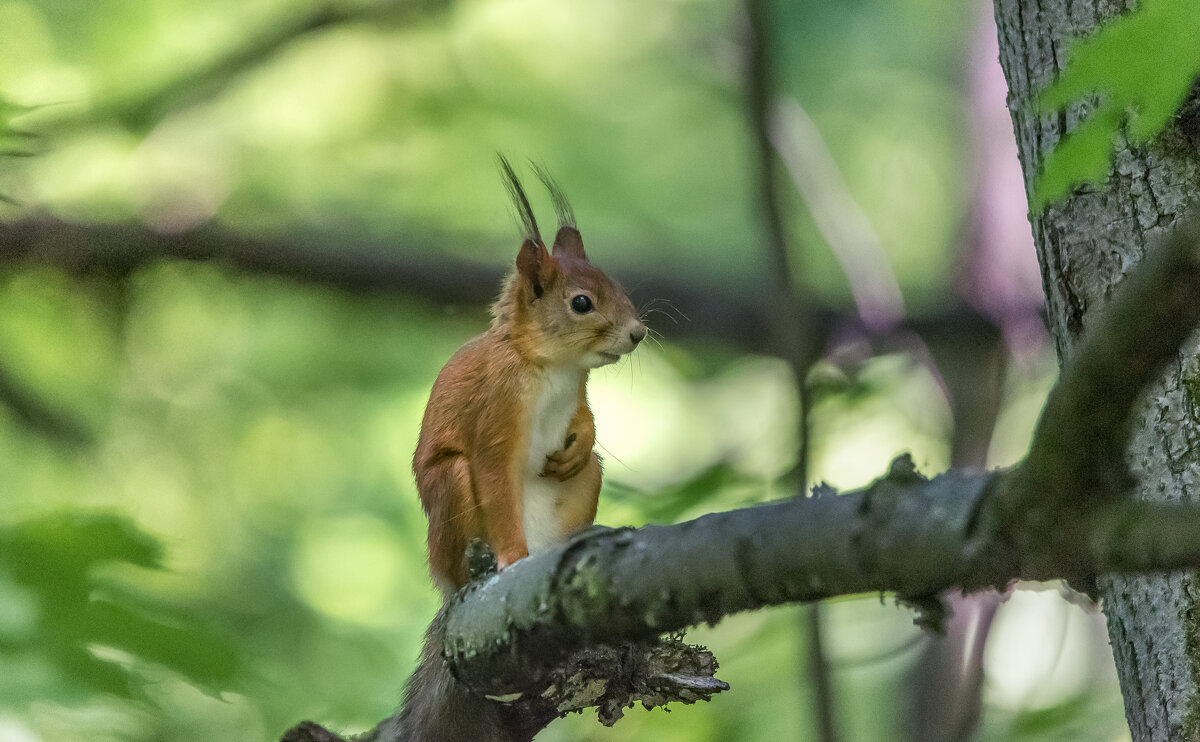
[630,325,647,345]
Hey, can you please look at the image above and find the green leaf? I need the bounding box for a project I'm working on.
[86,599,240,696]
[0,512,240,707]
[0,512,163,579]
[1034,108,1124,208]
[1034,0,1200,207]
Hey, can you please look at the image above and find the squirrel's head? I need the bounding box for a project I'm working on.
[493,158,646,369]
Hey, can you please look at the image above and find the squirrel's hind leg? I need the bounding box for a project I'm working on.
[418,454,480,597]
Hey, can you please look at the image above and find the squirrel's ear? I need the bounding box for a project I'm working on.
[551,226,587,261]
[516,238,552,299]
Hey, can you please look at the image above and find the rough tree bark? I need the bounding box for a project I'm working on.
[993,0,1200,739]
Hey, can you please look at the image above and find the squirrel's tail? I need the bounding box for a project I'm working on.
[368,606,542,742]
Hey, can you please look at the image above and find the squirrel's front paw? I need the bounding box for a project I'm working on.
[542,433,589,481]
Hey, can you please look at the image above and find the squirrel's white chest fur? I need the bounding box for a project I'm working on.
[522,367,580,553]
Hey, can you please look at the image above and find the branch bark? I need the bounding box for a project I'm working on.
[285,217,1200,740]
[993,1,1200,737]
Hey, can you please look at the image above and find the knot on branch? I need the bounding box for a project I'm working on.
[537,636,728,726]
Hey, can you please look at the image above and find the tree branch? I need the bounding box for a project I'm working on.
[283,216,1200,740]
[989,219,1200,582]
[0,217,1025,355]
[741,0,839,736]
[443,460,999,697]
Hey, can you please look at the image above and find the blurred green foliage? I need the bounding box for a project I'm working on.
[0,512,236,704]
[0,0,1137,740]
[0,97,36,204]
[1034,0,1200,207]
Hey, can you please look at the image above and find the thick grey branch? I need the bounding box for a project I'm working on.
[444,463,1003,696]
[440,218,1200,696]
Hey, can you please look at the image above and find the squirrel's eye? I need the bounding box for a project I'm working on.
[570,294,594,314]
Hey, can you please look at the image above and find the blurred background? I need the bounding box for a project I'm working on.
[0,0,1130,740]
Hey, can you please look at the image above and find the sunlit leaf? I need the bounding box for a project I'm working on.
[1034,0,1200,207]
[1034,108,1123,208]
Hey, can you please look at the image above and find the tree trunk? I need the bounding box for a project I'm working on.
[993,1,1200,739]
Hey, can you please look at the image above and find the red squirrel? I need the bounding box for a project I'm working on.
[287,168,646,742]
[413,159,646,599]
[381,162,645,741]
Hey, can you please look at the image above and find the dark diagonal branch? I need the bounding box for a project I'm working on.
[1029,224,1200,499]
[109,3,358,130]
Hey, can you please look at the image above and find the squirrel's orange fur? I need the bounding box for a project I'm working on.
[413,216,644,598]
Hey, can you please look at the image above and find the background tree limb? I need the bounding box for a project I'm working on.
[0,217,1023,355]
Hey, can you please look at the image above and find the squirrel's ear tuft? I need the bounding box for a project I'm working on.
[498,154,542,245]
[551,226,587,261]
[532,162,576,230]
[516,238,552,299]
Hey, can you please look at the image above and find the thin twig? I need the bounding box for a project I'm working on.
[30,2,418,133]
[769,98,905,332]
